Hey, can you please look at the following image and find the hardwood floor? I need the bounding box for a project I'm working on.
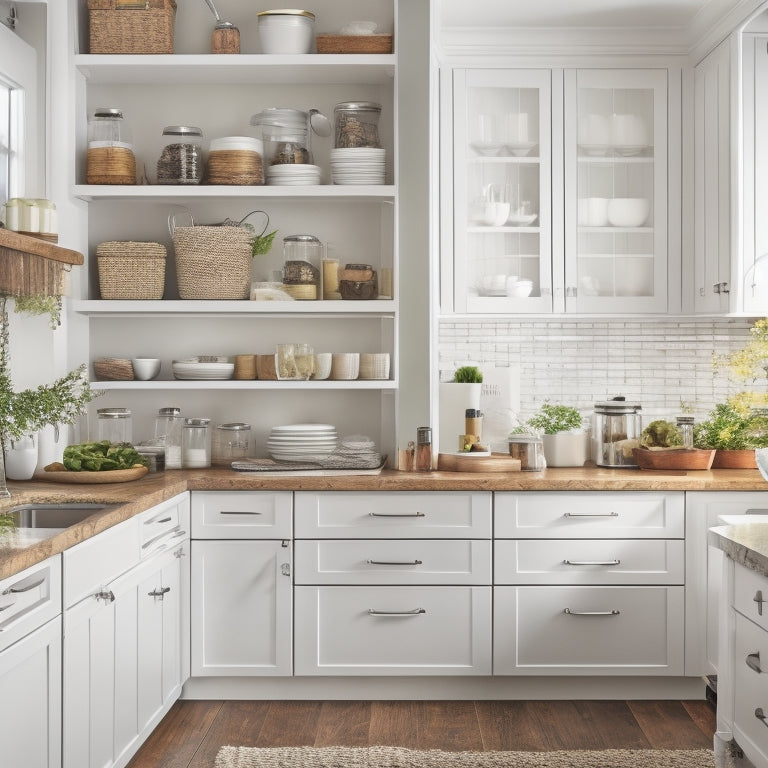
[126,699,716,767]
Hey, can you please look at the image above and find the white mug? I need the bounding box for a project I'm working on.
[578,197,609,227]
[611,113,648,147]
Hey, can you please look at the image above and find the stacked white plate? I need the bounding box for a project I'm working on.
[172,360,234,380]
[267,423,338,462]
[331,148,386,185]
[266,163,322,186]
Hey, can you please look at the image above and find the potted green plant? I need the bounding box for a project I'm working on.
[518,402,588,467]
[693,399,768,468]
[438,365,483,454]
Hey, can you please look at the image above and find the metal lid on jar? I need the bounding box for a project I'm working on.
[334,101,382,113]
[158,407,182,416]
[284,234,321,243]
[256,9,315,19]
[216,422,251,431]
[508,434,543,443]
[594,399,642,414]
[93,108,124,119]
[97,407,131,418]
[184,418,211,427]
[161,126,203,137]
[416,427,432,445]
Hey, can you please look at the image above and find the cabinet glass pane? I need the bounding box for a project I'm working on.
[576,86,655,300]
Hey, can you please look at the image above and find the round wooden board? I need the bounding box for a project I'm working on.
[37,466,149,484]
[437,452,522,473]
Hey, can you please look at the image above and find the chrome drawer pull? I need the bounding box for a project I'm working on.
[148,586,171,600]
[563,512,619,518]
[564,608,620,616]
[2,576,45,595]
[0,601,16,612]
[367,559,423,566]
[220,510,263,515]
[145,516,172,525]
[755,590,765,617]
[563,559,620,566]
[755,708,768,728]
[747,652,763,674]
[369,512,426,518]
[368,608,426,617]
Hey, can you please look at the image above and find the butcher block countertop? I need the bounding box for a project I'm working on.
[1,465,766,580]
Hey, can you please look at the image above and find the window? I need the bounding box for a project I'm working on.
[0,78,14,205]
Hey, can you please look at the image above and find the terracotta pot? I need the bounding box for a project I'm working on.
[711,449,757,469]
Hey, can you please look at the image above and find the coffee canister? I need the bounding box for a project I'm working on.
[593,398,643,467]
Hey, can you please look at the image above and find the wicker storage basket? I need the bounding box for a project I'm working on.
[88,0,177,55]
[172,225,252,300]
[97,241,166,300]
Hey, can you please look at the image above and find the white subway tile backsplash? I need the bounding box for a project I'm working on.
[439,317,760,419]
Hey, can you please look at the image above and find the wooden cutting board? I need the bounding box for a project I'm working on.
[437,452,522,473]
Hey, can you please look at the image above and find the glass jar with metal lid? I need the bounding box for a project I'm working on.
[256,9,315,54]
[87,108,136,184]
[593,398,643,467]
[154,407,184,469]
[334,101,382,148]
[182,418,211,468]
[282,234,324,298]
[212,423,252,466]
[507,434,545,471]
[156,125,204,185]
[96,407,133,445]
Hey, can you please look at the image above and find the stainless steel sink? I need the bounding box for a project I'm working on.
[8,503,118,529]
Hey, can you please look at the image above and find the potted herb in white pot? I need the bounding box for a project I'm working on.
[438,365,483,455]
[522,402,589,467]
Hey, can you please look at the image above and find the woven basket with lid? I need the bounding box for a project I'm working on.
[97,241,166,299]
[87,0,177,55]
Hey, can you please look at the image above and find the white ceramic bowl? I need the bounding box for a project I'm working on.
[756,448,768,483]
[312,352,332,381]
[330,352,359,380]
[506,278,533,298]
[607,198,650,228]
[257,10,315,54]
[131,357,161,381]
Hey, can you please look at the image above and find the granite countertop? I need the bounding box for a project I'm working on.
[1,465,767,581]
[709,522,768,578]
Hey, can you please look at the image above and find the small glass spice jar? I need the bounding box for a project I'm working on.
[415,426,433,472]
[212,422,252,466]
[96,407,133,445]
[156,125,204,185]
[676,415,695,449]
[508,434,545,471]
[154,406,184,469]
[182,418,211,468]
[334,101,382,148]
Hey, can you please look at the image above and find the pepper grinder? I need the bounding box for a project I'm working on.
[203,0,241,54]
[415,427,433,472]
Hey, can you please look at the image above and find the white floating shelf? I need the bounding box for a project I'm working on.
[91,379,397,391]
[75,54,396,85]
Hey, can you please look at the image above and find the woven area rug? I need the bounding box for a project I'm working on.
[215,745,716,767]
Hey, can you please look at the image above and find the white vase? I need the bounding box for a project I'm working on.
[542,432,589,467]
[5,434,39,480]
[438,382,482,454]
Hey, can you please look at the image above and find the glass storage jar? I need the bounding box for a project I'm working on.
[156,125,204,185]
[334,101,382,148]
[593,398,643,468]
[87,107,136,184]
[250,108,311,165]
[212,422,252,466]
[154,406,184,469]
[676,415,695,449]
[182,418,211,468]
[507,434,545,471]
[96,407,132,445]
[282,234,323,298]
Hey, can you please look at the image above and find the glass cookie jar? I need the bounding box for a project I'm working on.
[212,423,252,466]
[156,125,204,185]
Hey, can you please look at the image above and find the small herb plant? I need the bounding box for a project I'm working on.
[453,366,483,384]
[521,402,584,435]
[694,400,768,450]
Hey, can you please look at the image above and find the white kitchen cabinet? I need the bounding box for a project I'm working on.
[0,557,62,768]
[442,65,677,315]
[684,491,768,678]
[493,491,685,676]
[692,37,734,314]
[63,493,189,768]
[190,491,293,676]
[63,0,404,457]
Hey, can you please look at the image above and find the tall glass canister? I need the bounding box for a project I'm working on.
[154,407,184,469]
[182,418,211,468]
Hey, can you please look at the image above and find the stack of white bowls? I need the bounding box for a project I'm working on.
[267,423,338,462]
[266,164,321,186]
[330,148,386,185]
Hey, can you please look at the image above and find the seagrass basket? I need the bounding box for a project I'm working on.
[96,241,166,299]
[172,225,252,300]
[88,0,177,55]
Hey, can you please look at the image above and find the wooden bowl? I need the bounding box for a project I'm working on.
[633,447,715,470]
[711,449,757,469]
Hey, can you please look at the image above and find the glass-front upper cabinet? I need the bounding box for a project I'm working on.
[564,69,668,313]
[447,69,553,313]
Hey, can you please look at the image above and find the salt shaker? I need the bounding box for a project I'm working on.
[415,426,433,472]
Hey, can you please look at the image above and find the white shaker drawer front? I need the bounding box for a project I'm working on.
[294,492,491,539]
[494,539,684,585]
[734,564,768,634]
[733,612,768,766]
[0,556,62,653]
[294,585,492,675]
[494,585,684,675]
[64,516,140,608]
[295,540,492,585]
[494,492,684,539]
[139,492,188,555]
[191,491,292,539]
